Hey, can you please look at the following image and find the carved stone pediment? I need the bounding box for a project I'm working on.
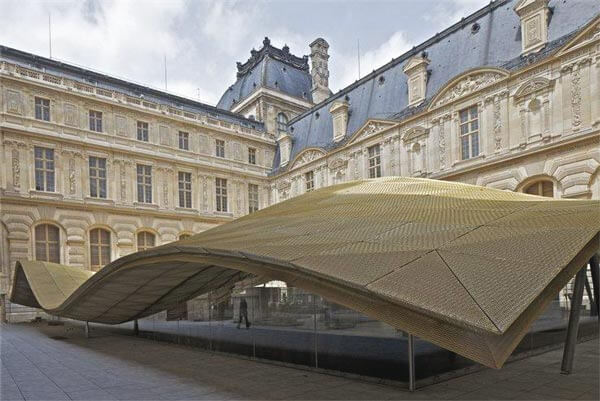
[556,19,600,56]
[402,126,429,143]
[514,77,553,99]
[276,179,291,191]
[289,148,326,169]
[327,158,348,171]
[430,68,509,109]
[348,120,397,145]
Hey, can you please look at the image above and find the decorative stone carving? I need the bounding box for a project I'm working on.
[232,142,242,161]
[68,158,76,194]
[514,77,552,99]
[163,182,169,206]
[291,149,325,169]
[11,149,20,189]
[328,158,348,172]
[401,126,429,143]
[434,71,506,107]
[120,167,127,201]
[570,67,582,129]
[159,125,170,146]
[276,179,291,191]
[199,135,209,154]
[64,103,78,127]
[493,97,502,151]
[514,0,550,55]
[6,89,22,114]
[202,176,208,212]
[519,107,528,144]
[115,115,128,136]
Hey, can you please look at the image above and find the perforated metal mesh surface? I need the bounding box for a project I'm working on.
[10,177,600,368]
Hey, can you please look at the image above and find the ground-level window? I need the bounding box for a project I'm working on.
[35,224,60,263]
[137,231,155,251]
[368,145,381,178]
[524,180,554,198]
[178,171,192,208]
[90,228,111,270]
[248,184,259,213]
[215,177,228,212]
[459,105,479,160]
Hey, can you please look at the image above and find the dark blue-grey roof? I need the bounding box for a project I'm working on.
[217,38,313,110]
[0,45,263,130]
[271,0,600,175]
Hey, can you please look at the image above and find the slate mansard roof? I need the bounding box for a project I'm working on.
[0,45,264,131]
[217,37,313,110]
[271,0,600,175]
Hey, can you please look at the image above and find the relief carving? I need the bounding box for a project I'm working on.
[291,149,325,169]
[233,142,242,161]
[493,97,502,151]
[163,182,169,206]
[159,125,170,146]
[435,72,505,107]
[438,121,446,168]
[570,68,582,129]
[115,115,128,136]
[199,135,209,154]
[202,176,208,212]
[68,158,76,194]
[11,149,20,189]
[64,103,78,127]
[6,89,22,114]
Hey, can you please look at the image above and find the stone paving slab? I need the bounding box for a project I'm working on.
[0,322,598,400]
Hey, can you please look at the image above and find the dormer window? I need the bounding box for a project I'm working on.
[514,0,550,55]
[403,54,430,107]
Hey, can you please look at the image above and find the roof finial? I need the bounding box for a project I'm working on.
[263,37,271,47]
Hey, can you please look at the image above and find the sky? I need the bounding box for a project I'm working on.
[0,0,490,106]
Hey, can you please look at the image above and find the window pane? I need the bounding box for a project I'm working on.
[471,134,479,157]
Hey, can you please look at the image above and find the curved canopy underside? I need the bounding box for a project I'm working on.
[10,177,600,369]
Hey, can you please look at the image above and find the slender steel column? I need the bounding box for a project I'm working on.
[85,321,90,338]
[584,274,596,316]
[313,295,318,369]
[561,266,586,374]
[408,333,416,391]
[133,319,139,335]
[590,255,599,317]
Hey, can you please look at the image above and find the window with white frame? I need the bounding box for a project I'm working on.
[178,131,189,150]
[90,228,111,271]
[34,146,55,192]
[137,121,149,142]
[215,139,225,158]
[89,110,103,132]
[137,231,155,251]
[89,156,107,198]
[35,97,50,121]
[178,171,192,208]
[35,224,60,263]
[248,147,256,165]
[305,171,314,192]
[368,144,382,178]
[136,164,152,203]
[248,184,259,213]
[459,105,479,160]
[277,113,288,133]
[215,177,228,212]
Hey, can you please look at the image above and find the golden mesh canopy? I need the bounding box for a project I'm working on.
[10,177,600,368]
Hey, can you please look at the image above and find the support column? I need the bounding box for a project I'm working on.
[408,333,416,391]
[590,254,599,317]
[561,265,586,374]
[85,321,90,338]
[133,319,139,335]
[0,294,6,323]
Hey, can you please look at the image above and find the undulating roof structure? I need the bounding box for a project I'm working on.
[271,0,600,173]
[10,178,600,368]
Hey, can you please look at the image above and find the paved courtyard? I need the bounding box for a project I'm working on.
[0,322,598,400]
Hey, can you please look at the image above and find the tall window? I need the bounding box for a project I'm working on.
[248,184,259,213]
[277,113,288,133]
[137,231,155,251]
[35,224,59,263]
[89,110,103,132]
[89,156,107,198]
[215,177,228,212]
[34,146,55,192]
[136,164,152,203]
[216,139,225,158]
[524,180,554,198]
[248,147,257,165]
[178,131,189,150]
[459,105,479,160]
[368,144,382,178]
[35,97,50,121]
[305,171,314,192]
[178,172,192,208]
[137,121,149,142]
[89,228,111,270]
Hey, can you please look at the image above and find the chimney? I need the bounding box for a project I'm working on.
[310,38,331,104]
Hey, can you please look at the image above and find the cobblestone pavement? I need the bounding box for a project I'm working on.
[1,322,598,400]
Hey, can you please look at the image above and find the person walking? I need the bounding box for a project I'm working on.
[237,297,251,329]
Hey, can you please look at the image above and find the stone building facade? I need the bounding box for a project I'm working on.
[1,0,599,321]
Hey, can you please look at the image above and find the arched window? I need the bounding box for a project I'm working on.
[179,234,191,240]
[137,231,156,251]
[277,113,288,133]
[524,180,554,198]
[90,228,111,271]
[35,224,60,263]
